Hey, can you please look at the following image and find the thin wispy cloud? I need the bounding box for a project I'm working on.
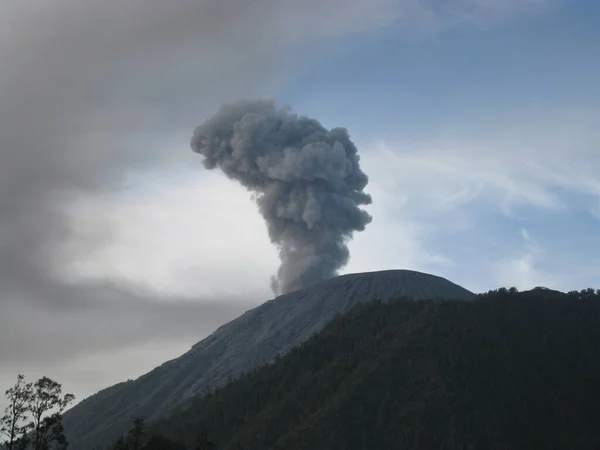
[364,108,600,216]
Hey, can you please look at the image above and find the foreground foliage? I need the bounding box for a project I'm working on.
[1,376,74,450]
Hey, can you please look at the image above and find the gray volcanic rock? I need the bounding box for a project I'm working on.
[63,270,474,449]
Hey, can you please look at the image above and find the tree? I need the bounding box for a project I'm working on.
[108,416,148,450]
[111,436,127,450]
[141,435,186,450]
[126,417,145,450]
[1,375,33,450]
[2,375,73,450]
[28,377,75,450]
[194,430,215,450]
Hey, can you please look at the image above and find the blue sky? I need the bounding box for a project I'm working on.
[283,1,600,134]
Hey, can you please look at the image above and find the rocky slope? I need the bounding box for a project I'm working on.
[62,269,474,449]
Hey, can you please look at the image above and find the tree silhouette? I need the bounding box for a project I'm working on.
[194,430,215,450]
[0,375,33,450]
[127,417,146,450]
[1,375,74,450]
[29,377,75,450]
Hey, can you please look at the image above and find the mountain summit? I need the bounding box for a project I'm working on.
[63,270,474,449]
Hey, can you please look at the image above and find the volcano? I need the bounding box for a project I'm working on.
[63,269,474,449]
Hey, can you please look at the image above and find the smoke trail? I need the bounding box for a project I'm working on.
[191,99,372,295]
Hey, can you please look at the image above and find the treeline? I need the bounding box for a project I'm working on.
[1,375,74,450]
[125,287,600,450]
[480,286,600,299]
[106,417,213,450]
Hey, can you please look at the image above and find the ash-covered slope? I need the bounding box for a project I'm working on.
[63,270,474,449]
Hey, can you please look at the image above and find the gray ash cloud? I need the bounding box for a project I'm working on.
[191,99,372,295]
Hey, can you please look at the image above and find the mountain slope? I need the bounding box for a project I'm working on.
[142,288,600,450]
[62,269,474,449]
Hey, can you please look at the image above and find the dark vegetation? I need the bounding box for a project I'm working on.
[7,287,600,449]
[107,417,212,450]
[107,286,600,450]
[1,376,74,450]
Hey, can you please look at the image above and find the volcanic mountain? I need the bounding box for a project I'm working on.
[62,269,475,449]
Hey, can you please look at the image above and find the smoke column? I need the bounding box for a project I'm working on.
[191,99,372,295]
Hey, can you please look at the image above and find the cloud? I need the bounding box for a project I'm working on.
[51,169,278,299]
[362,107,600,216]
[0,339,207,410]
[0,289,253,365]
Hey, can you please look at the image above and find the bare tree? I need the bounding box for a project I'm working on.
[127,417,146,450]
[1,375,33,450]
[28,377,75,450]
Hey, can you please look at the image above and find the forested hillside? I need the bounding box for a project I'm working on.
[115,287,600,450]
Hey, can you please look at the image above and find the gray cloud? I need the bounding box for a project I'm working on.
[0,283,253,365]
[191,100,372,294]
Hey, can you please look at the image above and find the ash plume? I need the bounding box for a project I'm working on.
[191,99,372,295]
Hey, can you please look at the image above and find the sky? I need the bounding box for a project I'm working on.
[0,0,598,409]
